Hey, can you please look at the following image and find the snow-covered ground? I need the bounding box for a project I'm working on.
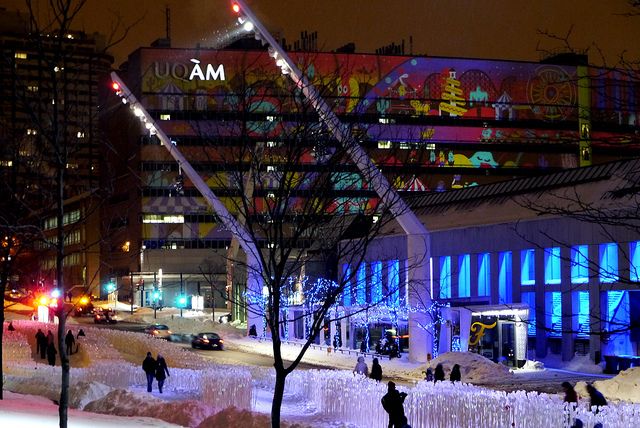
[3,304,640,427]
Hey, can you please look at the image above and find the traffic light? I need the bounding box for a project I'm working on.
[152,291,160,301]
[177,295,187,307]
[231,2,240,14]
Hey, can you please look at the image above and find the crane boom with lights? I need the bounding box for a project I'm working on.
[109,75,266,334]
[230,1,432,361]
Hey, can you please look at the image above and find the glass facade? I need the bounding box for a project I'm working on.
[459,254,470,298]
[599,243,619,283]
[544,247,561,285]
[521,249,535,285]
[571,245,589,284]
[439,256,451,299]
[478,253,490,297]
[498,251,512,303]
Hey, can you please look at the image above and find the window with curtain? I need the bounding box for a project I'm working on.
[521,249,535,285]
[599,243,618,283]
[498,251,512,303]
[571,245,589,284]
[439,256,451,299]
[544,247,561,285]
[478,253,490,296]
[459,254,470,298]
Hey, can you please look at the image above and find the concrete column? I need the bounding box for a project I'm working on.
[512,250,522,303]
[470,253,478,298]
[618,242,630,284]
[459,308,472,352]
[560,246,575,361]
[588,244,602,363]
[534,248,547,358]
[451,255,460,298]
[407,233,432,363]
[340,317,348,349]
[490,252,500,304]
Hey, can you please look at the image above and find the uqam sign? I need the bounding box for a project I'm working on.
[152,59,226,81]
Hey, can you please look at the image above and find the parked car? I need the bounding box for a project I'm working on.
[191,332,224,350]
[93,308,117,324]
[144,324,172,339]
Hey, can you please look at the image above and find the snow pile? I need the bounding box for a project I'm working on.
[1,327,31,364]
[83,389,214,427]
[426,351,513,383]
[4,375,112,409]
[537,352,604,374]
[576,367,640,403]
[196,407,308,428]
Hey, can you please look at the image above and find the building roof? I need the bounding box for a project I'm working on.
[407,158,640,216]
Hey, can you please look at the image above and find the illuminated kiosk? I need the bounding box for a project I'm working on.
[230,0,432,362]
[109,74,266,335]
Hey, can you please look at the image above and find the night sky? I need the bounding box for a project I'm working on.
[1,0,638,67]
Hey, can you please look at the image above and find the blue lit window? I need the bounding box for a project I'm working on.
[571,245,589,284]
[521,249,535,285]
[478,253,490,296]
[356,263,366,305]
[577,291,589,337]
[458,254,470,298]
[342,264,351,306]
[544,247,561,285]
[371,261,383,303]
[521,291,536,335]
[387,260,400,307]
[439,256,451,299]
[606,290,630,353]
[599,243,618,283]
[498,251,512,303]
[547,291,561,336]
[631,242,640,282]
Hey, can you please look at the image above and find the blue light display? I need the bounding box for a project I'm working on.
[459,254,470,298]
[498,251,512,303]
[356,263,366,305]
[577,291,589,337]
[439,256,451,299]
[548,291,561,336]
[521,291,536,335]
[631,242,640,282]
[478,253,490,297]
[599,243,619,283]
[606,290,632,355]
[371,261,383,304]
[388,260,400,307]
[342,264,351,306]
[521,249,535,285]
[544,247,561,285]
[571,245,589,284]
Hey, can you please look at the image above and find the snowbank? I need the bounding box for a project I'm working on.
[577,366,640,403]
[426,351,513,383]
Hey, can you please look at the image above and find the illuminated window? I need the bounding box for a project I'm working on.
[267,165,277,172]
[27,85,38,92]
[577,291,589,336]
[342,264,351,306]
[377,140,392,149]
[477,253,490,296]
[458,254,470,298]
[521,249,535,285]
[498,251,512,303]
[399,142,410,149]
[121,241,130,252]
[142,214,184,224]
[160,114,171,120]
[547,291,561,336]
[76,131,85,138]
[544,247,561,285]
[388,260,400,307]
[521,291,536,335]
[356,264,366,305]
[439,256,451,299]
[571,245,589,284]
[378,118,395,124]
[631,242,640,282]
[0,160,13,167]
[599,243,618,283]
[14,52,27,59]
[26,128,37,135]
[266,141,277,148]
[371,261,383,304]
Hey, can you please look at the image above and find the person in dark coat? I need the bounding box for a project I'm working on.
[35,329,46,358]
[46,330,54,345]
[46,342,57,366]
[381,381,407,428]
[155,353,170,393]
[586,383,607,412]
[8,321,15,331]
[65,330,75,355]
[450,364,461,382]
[562,381,578,404]
[370,357,383,382]
[424,368,434,382]
[434,363,445,382]
[142,352,157,392]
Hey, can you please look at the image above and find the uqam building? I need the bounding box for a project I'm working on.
[104,43,640,365]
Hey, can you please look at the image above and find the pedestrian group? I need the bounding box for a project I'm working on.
[142,351,170,393]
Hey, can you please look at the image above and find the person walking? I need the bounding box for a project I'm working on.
[65,330,76,355]
[424,368,434,382]
[155,354,170,393]
[142,352,157,392]
[562,381,578,404]
[353,356,369,376]
[381,381,407,428]
[46,330,54,345]
[434,363,445,382]
[586,383,607,411]
[449,364,461,382]
[35,329,46,359]
[46,342,57,366]
[370,357,383,382]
